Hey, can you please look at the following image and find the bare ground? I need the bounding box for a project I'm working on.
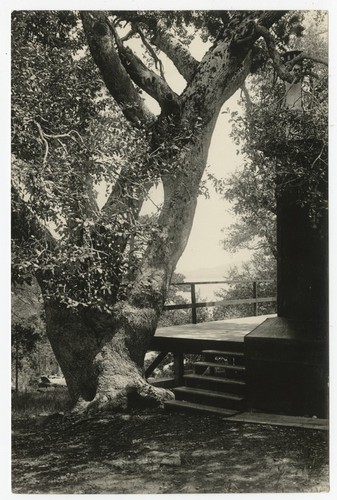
[12,410,329,494]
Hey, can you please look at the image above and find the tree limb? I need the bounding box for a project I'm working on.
[240,83,253,110]
[151,20,199,83]
[108,20,181,115]
[81,11,155,129]
[227,11,287,51]
[133,24,165,80]
[254,23,294,83]
[285,52,328,68]
[180,11,288,122]
[120,28,136,43]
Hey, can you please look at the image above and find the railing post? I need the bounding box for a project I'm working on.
[253,281,258,316]
[191,283,197,324]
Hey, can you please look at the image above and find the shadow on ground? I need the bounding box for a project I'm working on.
[12,410,329,494]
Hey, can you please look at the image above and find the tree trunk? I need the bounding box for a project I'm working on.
[44,301,173,414]
[43,116,217,415]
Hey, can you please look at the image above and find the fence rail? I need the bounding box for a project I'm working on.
[163,280,276,324]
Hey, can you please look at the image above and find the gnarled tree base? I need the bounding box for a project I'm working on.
[71,379,174,415]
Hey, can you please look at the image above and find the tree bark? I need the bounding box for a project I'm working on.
[44,300,173,414]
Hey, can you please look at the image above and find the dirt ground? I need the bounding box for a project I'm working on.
[12,410,329,494]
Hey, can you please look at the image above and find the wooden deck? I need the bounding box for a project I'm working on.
[151,315,276,353]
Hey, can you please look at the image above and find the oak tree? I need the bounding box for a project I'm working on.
[13,10,318,413]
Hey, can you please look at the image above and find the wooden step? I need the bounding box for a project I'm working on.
[173,386,246,410]
[194,361,245,371]
[184,373,246,393]
[202,349,244,357]
[202,349,245,366]
[165,399,239,417]
[194,361,246,378]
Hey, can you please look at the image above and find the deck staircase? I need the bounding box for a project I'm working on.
[165,344,247,416]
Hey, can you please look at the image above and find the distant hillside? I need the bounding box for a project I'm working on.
[182,265,231,282]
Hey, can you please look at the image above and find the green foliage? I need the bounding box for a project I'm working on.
[211,14,328,323]
[212,12,327,280]
[232,13,328,224]
[213,254,277,320]
[11,11,155,312]
[11,281,45,352]
[11,10,325,319]
[271,12,305,47]
[112,10,229,45]
[12,324,42,367]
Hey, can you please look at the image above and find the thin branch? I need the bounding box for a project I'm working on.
[240,83,253,110]
[33,121,49,168]
[285,52,328,68]
[120,28,136,43]
[44,129,85,143]
[33,121,86,167]
[57,138,68,155]
[311,143,328,169]
[134,24,166,80]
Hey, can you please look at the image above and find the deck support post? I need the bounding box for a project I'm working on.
[173,352,184,385]
[145,351,169,379]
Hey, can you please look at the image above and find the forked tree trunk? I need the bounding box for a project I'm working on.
[44,118,217,415]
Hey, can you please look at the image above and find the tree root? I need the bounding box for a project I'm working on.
[70,380,174,416]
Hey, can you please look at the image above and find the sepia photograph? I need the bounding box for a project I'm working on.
[4,1,334,495]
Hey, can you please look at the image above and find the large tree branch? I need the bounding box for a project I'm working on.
[150,21,199,83]
[81,12,155,129]
[180,11,288,121]
[108,21,181,115]
[258,10,288,29]
[254,23,328,84]
[225,11,287,50]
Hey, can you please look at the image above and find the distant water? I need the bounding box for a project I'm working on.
[174,264,233,300]
[171,281,230,302]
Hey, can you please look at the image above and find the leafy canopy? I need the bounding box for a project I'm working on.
[12,11,154,311]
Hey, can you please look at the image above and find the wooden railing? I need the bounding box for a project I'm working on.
[163,280,276,324]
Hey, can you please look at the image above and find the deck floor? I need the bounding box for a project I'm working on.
[155,314,276,343]
[151,315,277,352]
